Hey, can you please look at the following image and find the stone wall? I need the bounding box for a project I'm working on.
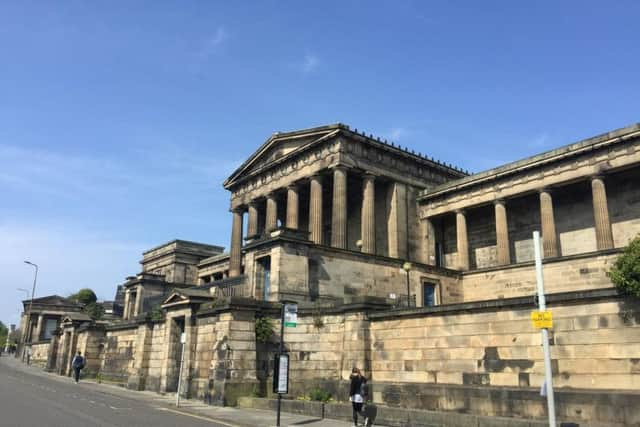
[461,250,619,302]
[75,326,105,376]
[29,342,50,368]
[100,325,139,383]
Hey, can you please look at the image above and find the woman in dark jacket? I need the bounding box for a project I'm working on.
[349,367,369,426]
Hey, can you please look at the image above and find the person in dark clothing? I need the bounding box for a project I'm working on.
[71,351,85,383]
[349,367,370,427]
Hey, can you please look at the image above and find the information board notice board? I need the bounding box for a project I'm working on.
[273,354,289,394]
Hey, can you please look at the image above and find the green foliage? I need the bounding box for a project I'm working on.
[96,372,103,383]
[0,321,7,348]
[255,316,274,343]
[609,236,640,297]
[69,288,98,305]
[308,388,332,403]
[83,302,104,320]
[150,304,164,321]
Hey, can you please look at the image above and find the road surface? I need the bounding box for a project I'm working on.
[0,356,231,427]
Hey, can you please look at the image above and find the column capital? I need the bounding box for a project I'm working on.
[454,209,466,215]
[287,182,301,191]
[330,164,349,172]
[590,174,606,182]
[493,198,506,206]
[230,206,245,214]
[538,187,553,195]
[309,173,323,182]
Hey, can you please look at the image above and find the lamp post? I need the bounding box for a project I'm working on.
[402,262,412,307]
[355,240,363,251]
[22,261,38,362]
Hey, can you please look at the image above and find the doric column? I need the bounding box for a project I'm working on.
[229,208,244,277]
[423,218,436,265]
[286,185,299,230]
[494,200,511,265]
[591,176,614,250]
[309,175,323,244]
[133,284,144,318]
[123,290,131,320]
[361,174,376,254]
[33,314,44,342]
[455,210,469,270]
[247,202,259,238]
[539,189,558,258]
[331,166,348,249]
[265,193,278,232]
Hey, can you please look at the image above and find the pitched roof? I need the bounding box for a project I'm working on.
[224,123,466,190]
[23,295,82,307]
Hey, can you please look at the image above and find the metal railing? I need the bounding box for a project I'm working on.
[210,275,247,298]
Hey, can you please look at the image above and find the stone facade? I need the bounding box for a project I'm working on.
[24,122,640,426]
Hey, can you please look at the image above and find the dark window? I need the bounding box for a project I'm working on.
[423,283,437,307]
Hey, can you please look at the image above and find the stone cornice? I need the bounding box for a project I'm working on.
[419,123,640,204]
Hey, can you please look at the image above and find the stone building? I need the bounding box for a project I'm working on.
[26,122,640,426]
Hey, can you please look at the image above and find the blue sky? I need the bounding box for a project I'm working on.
[1,1,639,326]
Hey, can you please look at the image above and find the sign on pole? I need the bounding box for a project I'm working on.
[273,353,289,394]
[531,310,553,329]
[533,231,557,427]
[284,303,298,327]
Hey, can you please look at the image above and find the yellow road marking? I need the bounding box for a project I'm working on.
[156,407,242,427]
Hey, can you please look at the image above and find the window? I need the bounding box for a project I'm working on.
[423,283,437,307]
[42,318,58,340]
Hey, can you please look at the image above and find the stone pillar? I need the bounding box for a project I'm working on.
[265,193,278,232]
[286,185,299,230]
[361,174,376,254]
[229,208,244,277]
[122,290,131,320]
[539,189,558,258]
[33,314,44,342]
[423,218,436,266]
[247,202,259,238]
[494,200,511,265]
[455,210,469,270]
[591,176,614,250]
[331,166,348,249]
[388,182,408,259]
[309,175,323,244]
[133,285,144,318]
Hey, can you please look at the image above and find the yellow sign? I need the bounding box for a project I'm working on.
[531,311,553,329]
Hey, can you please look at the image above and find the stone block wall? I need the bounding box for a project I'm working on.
[144,322,166,391]
[306,247,461,305]
[29,342,50,368]
[365,292,640,425]
[75,327,105,376]
[100,326,138,383]
[462,251,619,302]
[190,315,216,399]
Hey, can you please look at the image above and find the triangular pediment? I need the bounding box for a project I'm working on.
[162,292,188,306]
[224,124,344,188]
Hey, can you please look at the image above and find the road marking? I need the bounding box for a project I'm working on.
[156,407,241,427]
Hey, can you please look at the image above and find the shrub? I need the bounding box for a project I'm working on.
[609,235,640,298]
[69,289,98,305]
[308,388,332,403]
[255,316,274,343]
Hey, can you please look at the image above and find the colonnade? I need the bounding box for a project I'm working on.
[228,166,383,277]
[432,175,615,271]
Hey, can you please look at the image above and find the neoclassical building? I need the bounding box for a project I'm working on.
[21,122,640,426]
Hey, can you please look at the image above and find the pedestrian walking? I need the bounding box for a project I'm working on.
[71,351,85,383]
[349,367,371,427]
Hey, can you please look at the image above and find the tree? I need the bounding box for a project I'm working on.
[0,321,7,348]
[69,288,98,305]
[609,235,640,297]
[69,288,103,320]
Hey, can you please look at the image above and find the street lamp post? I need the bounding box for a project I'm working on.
[402,262,412,307]
[22,261,38,362]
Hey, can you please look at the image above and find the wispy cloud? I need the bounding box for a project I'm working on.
[528,132,550,149]
[388,127,408,141]
[198,26,228,60]
[0,221,147,326]
[301,54,319,73]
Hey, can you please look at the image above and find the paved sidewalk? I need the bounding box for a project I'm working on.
[0,356,377,427]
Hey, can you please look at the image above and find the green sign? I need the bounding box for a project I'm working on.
[284,303,298,327]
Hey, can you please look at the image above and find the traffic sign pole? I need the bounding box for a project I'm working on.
[533,231,556,427]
